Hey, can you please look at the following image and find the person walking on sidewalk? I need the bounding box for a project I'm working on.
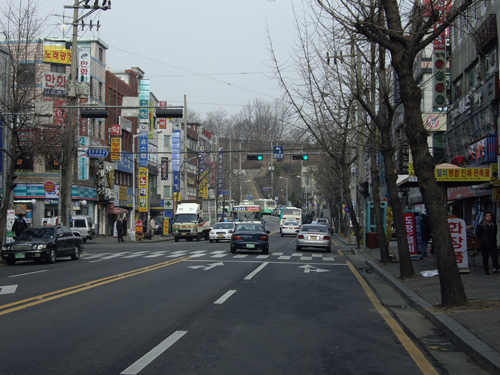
[476,211,499,275]
[122,217,128,242]
[116,218,124,243]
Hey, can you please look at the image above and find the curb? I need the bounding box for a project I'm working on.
[353,247,500,375]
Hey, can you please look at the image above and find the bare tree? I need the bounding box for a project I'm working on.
[0,0,49,243]
[314,0,475,307]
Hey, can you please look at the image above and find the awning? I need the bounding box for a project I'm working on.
[107,208,129,214]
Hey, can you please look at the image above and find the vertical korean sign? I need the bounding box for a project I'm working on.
[79,49,91,82]
[404,211,422,258]
[448,218,469,271]
[110,124,121,161]
[218,148,224,193]
[158,101,167,129]
[138,167,148,212]
[139,134,148,167]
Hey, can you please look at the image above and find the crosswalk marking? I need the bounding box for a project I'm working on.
[81,250,337,263]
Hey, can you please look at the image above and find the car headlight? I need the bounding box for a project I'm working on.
[35,244,47,250]
[1,246,11,251]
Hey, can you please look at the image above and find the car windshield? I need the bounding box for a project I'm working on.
[173,214,197,223]
[18,228,55,240]
[236,224,265,232]
[213,223,234,229]
[233,211,260,222]
[301,225,327,233]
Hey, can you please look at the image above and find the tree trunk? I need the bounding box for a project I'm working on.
[342,165,360,246]
[394,61,467,307]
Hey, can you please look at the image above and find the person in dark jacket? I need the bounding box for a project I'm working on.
[476,211,499,275]
[116,218,124,243]
[12,214,28,237]
[122,218,128,241]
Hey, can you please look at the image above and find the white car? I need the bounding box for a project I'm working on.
[280,221,301,236]
[209,222,236,242]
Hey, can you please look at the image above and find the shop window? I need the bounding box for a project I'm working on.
[453,77,463,100]
[50,64,66,73]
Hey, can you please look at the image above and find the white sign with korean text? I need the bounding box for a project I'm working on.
[448,218,469,271]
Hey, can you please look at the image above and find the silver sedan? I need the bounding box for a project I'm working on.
[296,224,331,252]
[209,222,236,242]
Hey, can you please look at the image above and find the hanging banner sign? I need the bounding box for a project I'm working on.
[138,167,148,212]
[448,218,469,272]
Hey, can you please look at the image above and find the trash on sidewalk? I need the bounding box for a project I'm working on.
[128,229,136,242]
[420,269,439,277]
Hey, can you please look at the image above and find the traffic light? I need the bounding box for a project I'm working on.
[80,108,109,118]
[358,181,370,198]
[156,108,183,118]
[292,154,309,160]
[247,154,263,161]
[433,51,447,108]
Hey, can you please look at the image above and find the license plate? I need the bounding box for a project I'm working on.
[246,244,256,249]
[15,253,25,259]
[181,233,186,235]
[310,236,318,240]
[218,235,224,238]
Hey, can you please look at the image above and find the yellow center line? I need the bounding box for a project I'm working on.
[0,256,192,316]
[346,260,439,375]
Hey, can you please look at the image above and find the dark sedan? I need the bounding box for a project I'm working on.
[1,225,83,265]
[230,223,270,255]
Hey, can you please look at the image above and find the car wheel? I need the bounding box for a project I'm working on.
[6,260,15,265]
[230,245,236,254]
[296,245,302,252]
[83,238,87,244]
[174,237,179,242]
[281,233,284,237]
[71,246,80,260]
[262,246,269,255]
[326,245,331,253]
[204,232,210,241]
[216,240,219,243]
[187,238,193,242]
[196,235,200,242]
[47,248,57,264]
[209,239,213,243]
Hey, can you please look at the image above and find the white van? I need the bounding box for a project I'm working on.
[71,215,95,243]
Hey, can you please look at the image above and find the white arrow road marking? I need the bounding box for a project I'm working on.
[0,285,18,295]
[188,262,224,271]
[299,265,331,274]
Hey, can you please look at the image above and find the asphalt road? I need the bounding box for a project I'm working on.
[0,216,485,374]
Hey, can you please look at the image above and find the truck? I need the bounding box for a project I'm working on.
[173,199,216,242]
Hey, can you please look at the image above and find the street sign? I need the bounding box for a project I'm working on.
[220,190,230,195]
[86,149,108,158]
[246,195,253,200]
[263,187,270,191]
[274,146,284,159]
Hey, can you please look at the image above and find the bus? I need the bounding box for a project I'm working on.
[254,199,277,215]
[232,204,263,224]
[280,207,302,227]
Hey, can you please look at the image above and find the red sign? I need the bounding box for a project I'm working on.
[111,124,121,136]
[136,220,143,233]
[448,218,468,269]
[44,181,56,193]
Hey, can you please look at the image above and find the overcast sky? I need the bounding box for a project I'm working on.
[37,0,305,118]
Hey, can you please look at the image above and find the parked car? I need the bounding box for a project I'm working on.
[316,218,333,233]
[1,225,83,265]
[296,224,331,252]
[71,215,95,243]
[209,222,236,242]
[230,223,270,254]
[280,221,301,236]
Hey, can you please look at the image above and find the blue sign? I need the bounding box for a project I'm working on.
[220,190,230,195]
[246,196,253,200]
[274,146,284,159]
[139,133,148,166]
[263,187,270,191]
[87,148,108,158]
[166,211,174,218]
[173,171,180,193]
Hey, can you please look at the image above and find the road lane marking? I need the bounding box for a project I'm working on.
[8,270,49,278]
[0,285,18,295]
[346,260,439,375]
[214,290,237,304]
[244,262,269,280]
[120,330,187,375]
[0,257,191,316]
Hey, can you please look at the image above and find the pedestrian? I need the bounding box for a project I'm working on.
[476,211,499,275]
[12,214,28,237]
[122,217,128,241]
[116,218,124,243]
[150,217,156,234]
[421,214,431,257]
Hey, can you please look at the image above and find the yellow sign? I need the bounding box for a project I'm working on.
[494,187,500,202]
[111,138,121,161]
[163,218,170,235]
[491,164,500,186]
[138,167,148,212]
[119,186,128,201]
[435,167,491,182]
[44,46,72,65]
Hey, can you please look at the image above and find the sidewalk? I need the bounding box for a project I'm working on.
[336,235,500,375]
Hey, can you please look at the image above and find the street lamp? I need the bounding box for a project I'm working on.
[279,176,288,204]
[132,129,162,229]
[81,200,87,216]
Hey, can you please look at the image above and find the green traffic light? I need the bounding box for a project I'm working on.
[303,155,309,160]
[257,155,263,160]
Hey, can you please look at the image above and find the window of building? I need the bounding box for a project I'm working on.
[50,64,66,73]
[453,77,463,101]
[17,63,36,85]
[466,64,477,90]
[98,47,104,62]
[98,81,103,101]
[163,186,170,198]
[484,47,497,77]
[164,135,171,147]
